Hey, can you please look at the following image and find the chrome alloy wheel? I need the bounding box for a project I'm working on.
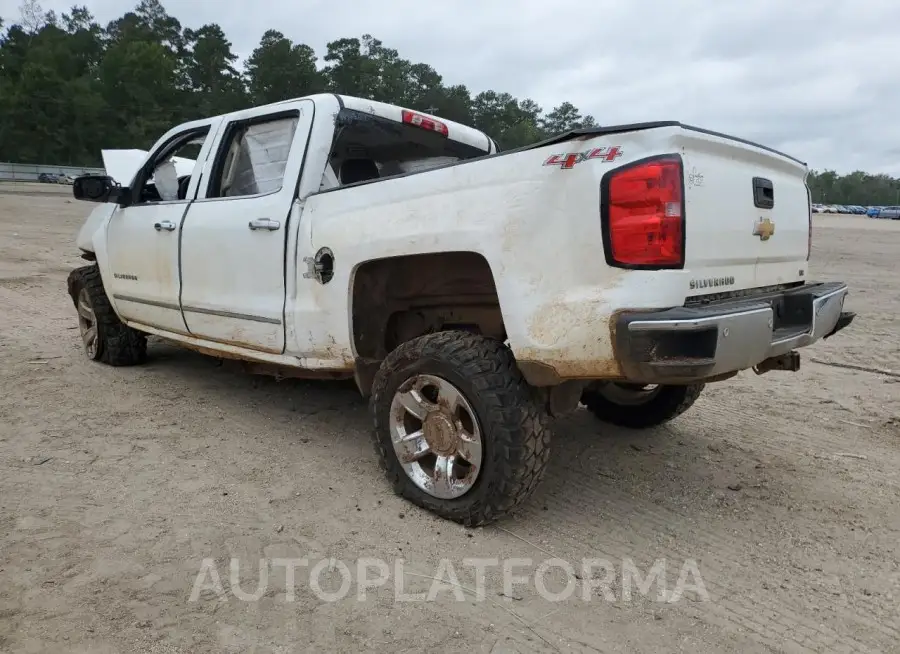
[76,287,99,359]
[388,374,484,499]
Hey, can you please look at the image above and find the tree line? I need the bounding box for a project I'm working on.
[1,0,897,205]
[806,170,899,208]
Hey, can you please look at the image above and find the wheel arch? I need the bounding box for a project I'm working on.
[349,251,507,396]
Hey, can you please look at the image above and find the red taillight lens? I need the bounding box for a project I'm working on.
[401,110,449,137]
[604,156,684,268]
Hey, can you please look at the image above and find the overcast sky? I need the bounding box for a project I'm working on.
[3,0,897,175]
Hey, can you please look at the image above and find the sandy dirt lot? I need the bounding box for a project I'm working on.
[0,187,898,653]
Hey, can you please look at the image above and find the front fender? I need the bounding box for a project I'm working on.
[75,203,116,255]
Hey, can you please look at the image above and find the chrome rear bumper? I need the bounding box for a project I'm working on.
[615,282,854,383]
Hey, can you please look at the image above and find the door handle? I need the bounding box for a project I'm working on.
[248,218,281,231]
[154,220,176,232]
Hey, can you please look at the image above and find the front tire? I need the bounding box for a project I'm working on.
[67,265,147,366]
[370,331,551,526]
[581,382,704,428]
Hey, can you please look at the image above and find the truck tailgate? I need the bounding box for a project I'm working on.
[676,128,810,293]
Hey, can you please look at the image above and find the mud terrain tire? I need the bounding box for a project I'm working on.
[581,383,704,429]
[67,265,147,366]
[370,331,551,526]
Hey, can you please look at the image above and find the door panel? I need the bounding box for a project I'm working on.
[105,119,222,333]
[179,100,315,353]
[106,203,187,333]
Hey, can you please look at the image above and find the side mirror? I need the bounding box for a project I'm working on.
[72,175,132,207]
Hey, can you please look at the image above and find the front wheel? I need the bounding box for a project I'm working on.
[370,331,551,526]
[581,382,704,429]
[67,265,147,366]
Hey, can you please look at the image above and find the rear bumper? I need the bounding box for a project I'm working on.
[615,282,854,383]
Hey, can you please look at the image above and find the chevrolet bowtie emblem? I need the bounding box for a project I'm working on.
[753,217,775,241]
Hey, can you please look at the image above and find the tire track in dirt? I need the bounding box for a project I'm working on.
[510,488,883,654]
[2,281,898,652]
[0,287,762,652]
[516,412,899,653]
[4,203,900,652]
[575,412,899,639]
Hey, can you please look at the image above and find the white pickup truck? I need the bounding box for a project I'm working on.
[68,93,855,525]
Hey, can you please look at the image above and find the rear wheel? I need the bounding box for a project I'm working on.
[370,331,551,526]
[581,382,704,429]
[67,265,147,366]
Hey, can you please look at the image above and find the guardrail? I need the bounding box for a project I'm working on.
[0,161,105,182]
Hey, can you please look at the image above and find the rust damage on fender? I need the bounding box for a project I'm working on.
[514,312,626,386]
[517,295,627,386]
[516,355,625,386]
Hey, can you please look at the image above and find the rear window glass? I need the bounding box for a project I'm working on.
[326,108,487,188]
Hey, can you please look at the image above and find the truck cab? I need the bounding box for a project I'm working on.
[75,94,496,358]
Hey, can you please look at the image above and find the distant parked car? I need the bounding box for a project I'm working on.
[37,173,56,183]
[57,174,75,185]
[879,206,900,220]
[867,206,881,218]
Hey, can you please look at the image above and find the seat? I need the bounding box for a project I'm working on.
[340,158,380,185]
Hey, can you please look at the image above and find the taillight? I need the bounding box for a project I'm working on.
[401,110,449,137]
[602,155,684,268]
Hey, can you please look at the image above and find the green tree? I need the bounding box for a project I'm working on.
[541,101,596,135]
[245,29,322,105]
[807,169,900,206]
[321,36,371,97]
[183,24,246,116]
[429,83,474,126]
[105,0,184,53]
[0,0,896,199]
[98,38,181,148]
[470,91,547,149]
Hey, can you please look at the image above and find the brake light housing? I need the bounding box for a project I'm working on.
[401,110,449,137]
[601,155,685,269]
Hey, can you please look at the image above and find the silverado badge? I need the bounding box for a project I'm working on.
[753,217,775,241]
[689,276,736,290]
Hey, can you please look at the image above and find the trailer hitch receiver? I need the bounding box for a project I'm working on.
[753,351,801,375]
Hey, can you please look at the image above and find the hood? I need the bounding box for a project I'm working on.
[101,149,196,185]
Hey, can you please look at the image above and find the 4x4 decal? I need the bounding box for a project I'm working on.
[543,146,623,170]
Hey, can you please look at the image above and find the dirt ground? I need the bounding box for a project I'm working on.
[0,185,898,654]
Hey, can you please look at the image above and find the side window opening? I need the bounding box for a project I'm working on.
[210,115,299,199]
[132,128,210,205]
[327,109,487,189]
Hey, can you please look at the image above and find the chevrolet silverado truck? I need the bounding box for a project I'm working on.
[67,93,855,525]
